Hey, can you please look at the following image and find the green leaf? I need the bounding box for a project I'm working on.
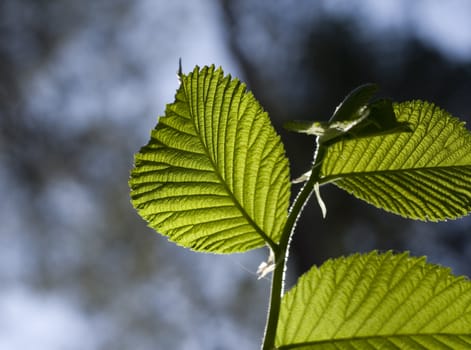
[284,85,410,145]
[329,83,378,123]
[320,101,471,221]
[129,65,290,253]
[347,98,412,139]
[276,251,471,349]
[283,84,379,138]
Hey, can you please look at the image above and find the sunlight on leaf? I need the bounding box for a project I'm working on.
[320,101,471,221]
[129,65,290,253]
[276,251,471,349]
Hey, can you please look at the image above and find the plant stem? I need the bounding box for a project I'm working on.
[261,247,285,350]
[261,144,327,350]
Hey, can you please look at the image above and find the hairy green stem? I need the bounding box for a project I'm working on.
[262,144,327,350]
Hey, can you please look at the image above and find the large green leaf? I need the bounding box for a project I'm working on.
[276,251,471,349]
[320,101,471,221]
[129,65,290,253]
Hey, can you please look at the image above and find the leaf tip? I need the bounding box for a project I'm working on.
[177,57,183,79]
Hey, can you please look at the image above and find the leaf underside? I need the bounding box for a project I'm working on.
[129,65,290,253]
[321,101,471,221]
[329,83,378,123]
[276,251,471,349]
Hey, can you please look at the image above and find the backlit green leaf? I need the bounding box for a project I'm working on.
[320,101,471,221]
[276,251,471,349]
[129,65,290,253]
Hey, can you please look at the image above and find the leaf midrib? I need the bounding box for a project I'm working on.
[277,332,471,349]
[319,163,471,185]
[181,71,277,248]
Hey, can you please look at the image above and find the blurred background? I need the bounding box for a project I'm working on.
[1,0,471,349]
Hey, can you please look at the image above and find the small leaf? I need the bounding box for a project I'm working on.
[129,65,291,253]
[283,84,378,138]
[352,99,411,138]
[329,83,378,123]
[276,251,471,349]
[284,85,410,145]
[320,101,471,221]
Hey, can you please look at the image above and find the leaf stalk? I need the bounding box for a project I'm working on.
[261,144,327,350]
